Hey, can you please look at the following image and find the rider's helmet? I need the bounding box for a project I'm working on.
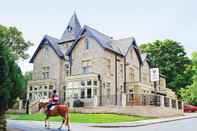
[53,90,57,94]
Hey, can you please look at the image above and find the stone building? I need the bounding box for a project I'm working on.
[27,13,178,107]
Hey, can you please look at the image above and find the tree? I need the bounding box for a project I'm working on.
[139,39,191,93]
[0,25,33,130]
[0,45,11,130]
[21,71,32,100]
[0,25,33,59]
[180,52,197,105]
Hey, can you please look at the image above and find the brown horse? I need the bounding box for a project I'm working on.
[38,102,70,131]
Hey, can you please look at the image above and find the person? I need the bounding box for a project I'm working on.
[47,90,59,112]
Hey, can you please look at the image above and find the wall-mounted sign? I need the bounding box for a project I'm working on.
[150,68,159,82]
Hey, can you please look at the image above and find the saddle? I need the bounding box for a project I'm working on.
[49,105,56,110]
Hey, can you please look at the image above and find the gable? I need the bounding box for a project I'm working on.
[30,35,64,63]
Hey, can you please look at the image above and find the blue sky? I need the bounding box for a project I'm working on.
[0,0,197,73]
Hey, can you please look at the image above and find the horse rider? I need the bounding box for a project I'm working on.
[47,90,59,113]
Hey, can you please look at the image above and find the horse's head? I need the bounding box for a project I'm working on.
[38,102,48,111]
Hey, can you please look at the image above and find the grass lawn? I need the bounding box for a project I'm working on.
[7,113,153,123]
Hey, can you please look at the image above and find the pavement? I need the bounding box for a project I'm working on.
[7,113,197,131]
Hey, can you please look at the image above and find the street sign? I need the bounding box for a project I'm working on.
[150,68,159,82]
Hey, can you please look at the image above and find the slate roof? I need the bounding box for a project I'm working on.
[30,13,143,64]
[60,12,81,42]
[67,25,141,58]
[29,35,64,63]
[141,53,148,62]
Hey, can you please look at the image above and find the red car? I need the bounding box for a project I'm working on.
[184,104,197,112]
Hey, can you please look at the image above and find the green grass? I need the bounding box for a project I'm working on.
[7,113,153,123]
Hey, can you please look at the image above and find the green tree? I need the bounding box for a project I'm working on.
[0,25,33,59]
[0,45,11,130]
[0,25,33,130]
[139,39,191,93]
[180,52,197,105]
[21,71,32,99]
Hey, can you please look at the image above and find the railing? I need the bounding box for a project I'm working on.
[126,94,161,106]
[126,93,182,110]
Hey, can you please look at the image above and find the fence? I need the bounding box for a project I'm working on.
[126,93,183,110]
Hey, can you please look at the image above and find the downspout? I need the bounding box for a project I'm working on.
[115,55,118,105]
[123,57,126,93]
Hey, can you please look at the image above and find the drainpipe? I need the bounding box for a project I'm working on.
[115,55,118,105]
[98,75,102,106]
[123,57,126,93]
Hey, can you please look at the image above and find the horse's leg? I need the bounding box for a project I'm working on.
[58,119,65,130]
[45,116,50,129]
[65,112,70,131]
[44,116,48,128]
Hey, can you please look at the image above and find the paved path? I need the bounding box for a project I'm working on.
[7,116,197,131]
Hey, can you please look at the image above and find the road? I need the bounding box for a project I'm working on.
[7,117,197,131]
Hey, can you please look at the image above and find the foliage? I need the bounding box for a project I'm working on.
[0,45,11,113]
[7,113,153,123]
[21,71,32,99]
[0,44,25,109]
[180,52,197,105]
[0,25,33,59]
[139,39,191,93]
[0,25,33,130]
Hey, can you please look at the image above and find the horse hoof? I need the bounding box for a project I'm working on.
[67,129,70,131]
[58,127,61,130]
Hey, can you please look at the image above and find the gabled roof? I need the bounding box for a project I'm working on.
[67,25,138,57]
[60,12,81,42]
[141,53,148,62]
[140,53,152,66]
[29,35,64,63]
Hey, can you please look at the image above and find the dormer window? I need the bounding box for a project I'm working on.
[67,26,72,32]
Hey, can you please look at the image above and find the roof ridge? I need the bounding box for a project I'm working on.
[84,25,112,39]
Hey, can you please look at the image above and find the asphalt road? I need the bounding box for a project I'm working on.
[7,117,197,131]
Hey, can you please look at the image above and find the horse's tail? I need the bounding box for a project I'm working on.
[66,108,69,126]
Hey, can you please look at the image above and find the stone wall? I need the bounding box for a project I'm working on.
[69,106,183,118]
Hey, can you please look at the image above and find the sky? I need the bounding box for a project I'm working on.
[0,0,197,73]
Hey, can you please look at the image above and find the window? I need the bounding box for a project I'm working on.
[94,81,97,86]
[106,59,111,76]
[65,64,70,76]
[87,80,92,86]
[82,66,91,74]
[81,81,85,86]
[82,60,91,74]
[34,88,37,90]
[81,89,85,99]
[44,45,49,57]
[30,86,32,91]
[44,92,47,96]
[120,64,123,77]
[44,86,48,89]
[85,38,90,49]
[67,26,72,32]
[42,66,50,79]
[87,88,92,98]
[49,85,53,90]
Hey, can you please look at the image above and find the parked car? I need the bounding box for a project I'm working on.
[184,104,197,112]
